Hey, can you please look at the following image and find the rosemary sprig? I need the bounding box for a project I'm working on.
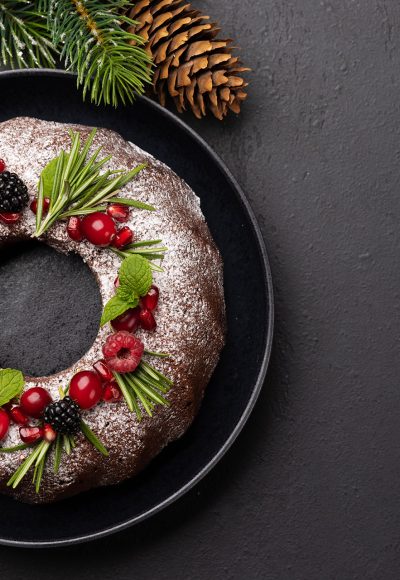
[110,240,168,272]
[113,356,172,420]
[35,129,151,237]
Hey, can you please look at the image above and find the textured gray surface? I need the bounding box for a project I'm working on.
[1,0,400,577]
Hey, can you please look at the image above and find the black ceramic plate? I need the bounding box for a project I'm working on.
[0,70,273,547]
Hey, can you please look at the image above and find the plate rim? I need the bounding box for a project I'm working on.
[0,68,274,548]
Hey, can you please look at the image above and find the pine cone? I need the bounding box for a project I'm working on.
[126,0,249,120]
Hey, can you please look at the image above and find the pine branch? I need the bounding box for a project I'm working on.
[0,1,57,69]
[46,0,153,106]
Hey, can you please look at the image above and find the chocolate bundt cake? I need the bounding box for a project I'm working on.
[0,117,225,503]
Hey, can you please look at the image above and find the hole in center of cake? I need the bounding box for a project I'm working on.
[0,240,102,377]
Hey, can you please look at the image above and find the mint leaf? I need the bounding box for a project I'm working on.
[119,255,152,297]
[116,284,139,303]
[0,369,25,407]
[40,156,60,197]
[100,295,138,327]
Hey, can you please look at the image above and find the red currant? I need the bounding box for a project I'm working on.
[0,159,6,173]
[139,308,157,331]
[9,406,29,426]
[19,426,43,444]
[102,381,122,402]
[67,216,83,242]
[141,285,159,311]
[81,212,116,247]
[69,370,103,409]
[107,203,130,223]
[0,213,21,225]
[93,360,114,383]
[30,197,50,215]
[111,306,141,333]
[43,423,57,442]
[113,226,133,249]
[20,387,52,418]
[0,409,10,441]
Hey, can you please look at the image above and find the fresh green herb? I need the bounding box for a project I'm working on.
[113,357,172,420]
[80,420,109,456]
[35,129,148,237]
[0,369,25,407]
[110,239,168,272]
[101,255,153,326]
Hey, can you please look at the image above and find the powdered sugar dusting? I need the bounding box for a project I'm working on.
[0,118,225,503]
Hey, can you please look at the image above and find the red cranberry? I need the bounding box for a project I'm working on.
[9,406,29,426]
[0,213,21,225]
[20,387,52,418]
[111,306,141,333]
[107,203,130,223]
[114,276,120,288]
[102,381,122,402]
[81,212,116,247]
[19,426,43,444]
[0,159,6,173]
[30,197,50,215]
[113,226,133,249]
[67,216,83,242]
[0,409,10,441]
[43,423,57,442]
[93,360,114,383]
[139,308,157,331]
[69,370,103,409]
[141,285,159,311]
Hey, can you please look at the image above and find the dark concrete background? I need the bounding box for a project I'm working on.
[1,0,400,578]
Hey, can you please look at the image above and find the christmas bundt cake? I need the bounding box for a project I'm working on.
[0,117,225,503]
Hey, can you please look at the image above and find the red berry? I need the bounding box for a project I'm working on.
[69,370,103,409]
[139,308,157,331]
[0,213,21,225]
[114,276,120,288]
[30,197,50,215]
[43,423,57,442]
[67,216,83,242]
[93,360,114,383]
[113,226,133,249]
[102,331,144,373]
[19,426,43,444]
[141,285,159,311]
[9,406,28,426]
[20,387,52,418]
[111,306,141,333]
[81,212,116,247]
[0,159,6,173]
[0,409,10,441]
[102,381,122,402]
[107,203,130,223]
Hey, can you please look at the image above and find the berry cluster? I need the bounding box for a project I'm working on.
[0,160,29,225]
[112,283,159,333]
[66,205,133,249]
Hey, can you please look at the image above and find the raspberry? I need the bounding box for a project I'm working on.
[102,331,144,373]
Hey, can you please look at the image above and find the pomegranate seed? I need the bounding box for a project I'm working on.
[43,423,57,442]
[139,308,157,331]
[114,276,120,288]
[107,203,130,223]
[67,216,83,242]
[0,409,10,441]
[9,406,29,426]
[102,381,122,402]
[20,387,52,418]
[69,370,103,409]
[141,285,159,311]
[81,212,116,247]
[93,360,114,383]
[111,306,141,333]
[0,159,6,173]
[30,197,50,215]
[113,226,134,249]
[19,426,44,444]
[0,213,21,225]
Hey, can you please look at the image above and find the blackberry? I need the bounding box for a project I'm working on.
[43,396,81,435]
[0,171,29,213]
